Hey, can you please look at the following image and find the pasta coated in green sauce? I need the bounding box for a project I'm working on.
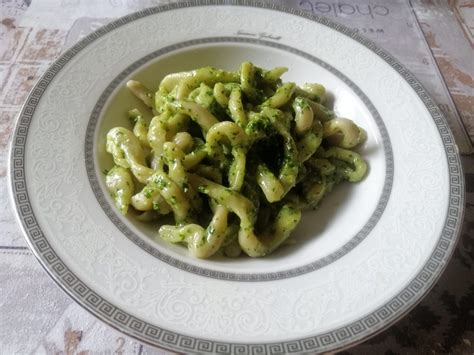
[104,62,368,258]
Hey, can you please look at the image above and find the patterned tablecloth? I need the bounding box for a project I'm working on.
[1,0,473,354]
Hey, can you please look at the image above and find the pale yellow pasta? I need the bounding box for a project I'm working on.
[129,109,149,147]
[228,85,247,127]
[238,205,301,257]
[261,109,299,195]
[190,173,301,256]
[322,147,367,182]
[163,142,201,211]
[292,96,314,135]
[159,72,191,92]
[147,112,170,164]
[301,83,326,102]
[131,185,158,211]
[160,67,239,98]
[172,131,194,152]
[213,82,229,107]
[323,117,366,148]
[149,172,194,225]
[256,164,285,202]
[105,166,134,215]
[261,66,288,83]
[152,195,172,214]
[188,174,256,228]
[182,143,207,169]
[240,62,259,101]
[261,82,296,108]
[104,62,369,259]
[302,175,328,208]
[126,80,154,108]
[166,100,218,132]
[296,120,323,163]
[131,186,171,215]
[106,127,153,183]
[160,204,228,258]
[191,83,211,107]
[206,121,247,191]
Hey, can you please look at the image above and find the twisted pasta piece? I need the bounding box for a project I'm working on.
[307,99,335,121]
[206,121,248,191]
[160,67,239,99]
[160,204,228,258]
[296,119,323,163]
[147,111,171,164]
[213,82,229,107]
[162,142,201,211]
[131,185,171,214]
[126,80,154,108]
[321,147,367,182]
[148,172,194,225]
[128,109,149,147]
[105,166,134,215]
[295,83,326,103]
[166,100,219,132]
[302,175,328,208]
[238,205,301,257]
[240,62,260,102]
[292,96,314,135]
[255,108,299,202]
[106,127,153,183]
[261,82,296,108]
[188,174,300,257]
[261,66,288,83]
[323,117,366,149]
[255,164,285,203]
[172,131,194,152]
[228,84,247,127]
[182,139,207,169]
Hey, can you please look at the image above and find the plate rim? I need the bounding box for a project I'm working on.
[8,1,465,353]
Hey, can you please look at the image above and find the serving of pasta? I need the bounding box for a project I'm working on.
[104,62,367,259]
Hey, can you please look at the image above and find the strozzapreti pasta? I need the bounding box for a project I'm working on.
[105,62,367,258]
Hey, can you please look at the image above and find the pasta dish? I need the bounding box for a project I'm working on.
[104,63,367,258]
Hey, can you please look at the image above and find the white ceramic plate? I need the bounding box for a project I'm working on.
[9,2,464,353]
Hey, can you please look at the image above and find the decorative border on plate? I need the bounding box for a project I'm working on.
[9,1,464,354]
[84,36,393,282]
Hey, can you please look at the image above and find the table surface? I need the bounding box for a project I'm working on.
[1,1,473,354]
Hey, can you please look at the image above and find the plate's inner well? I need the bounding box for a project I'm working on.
[91,41,390,278]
